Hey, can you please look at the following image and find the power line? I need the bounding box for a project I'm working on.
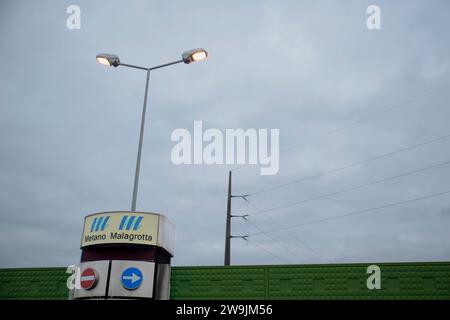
[249,189,450,237]
[231,193,309,262]
[232,83,450,173]
[244,238,291,264]
[245,199,331,262]
[249,158,450,215]
[245,218,307,262]
[249,132,450,196]
[243,159,450,262]
[281,83,450,152]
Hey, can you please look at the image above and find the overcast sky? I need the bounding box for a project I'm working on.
[0,0,449,268]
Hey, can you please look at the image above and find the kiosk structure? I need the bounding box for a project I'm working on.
[71,211,175,300]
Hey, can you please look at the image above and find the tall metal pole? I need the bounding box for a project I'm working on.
[224,170,232,266]
[131,69,151,212]
[98,55,190,212]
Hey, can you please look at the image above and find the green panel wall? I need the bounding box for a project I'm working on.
[0,268,69,300]
[0,262,449,300]
[267,264,375,300]
[170,262,450,300]
[171,266,267,300]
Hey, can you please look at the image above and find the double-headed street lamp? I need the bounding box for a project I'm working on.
[96,49,208,212]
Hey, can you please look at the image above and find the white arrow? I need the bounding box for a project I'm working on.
[123,273,141,283]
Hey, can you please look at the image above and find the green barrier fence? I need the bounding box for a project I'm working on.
[0,262,449,300]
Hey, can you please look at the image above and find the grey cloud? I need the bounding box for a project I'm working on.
[0,0,449,268]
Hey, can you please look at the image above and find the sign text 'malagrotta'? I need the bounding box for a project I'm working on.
[84,232,153,244]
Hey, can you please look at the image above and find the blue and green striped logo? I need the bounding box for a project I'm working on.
[90,216,110,232]
[118,215,143,231]
[89,215,143,233]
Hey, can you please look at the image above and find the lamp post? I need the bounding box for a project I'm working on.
[96,49,208,212]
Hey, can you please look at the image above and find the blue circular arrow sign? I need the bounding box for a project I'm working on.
[121,267,143,290]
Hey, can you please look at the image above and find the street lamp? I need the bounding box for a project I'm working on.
[96,49,208,212]
[96,53,120,67]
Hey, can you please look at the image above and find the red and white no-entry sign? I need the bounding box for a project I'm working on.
[80,268,98,290]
